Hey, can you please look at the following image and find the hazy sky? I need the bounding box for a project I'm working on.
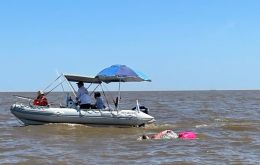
[0,0,260,91]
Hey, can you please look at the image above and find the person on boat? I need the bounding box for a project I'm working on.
[93,92,106,109]
[76,81,92,109]
[33,90,49,106]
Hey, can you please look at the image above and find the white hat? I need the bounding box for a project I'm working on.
[37,90,44,95]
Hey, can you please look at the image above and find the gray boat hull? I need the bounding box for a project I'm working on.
[10,104,155,126]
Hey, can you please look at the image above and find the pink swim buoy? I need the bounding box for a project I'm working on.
[178,131,197,139]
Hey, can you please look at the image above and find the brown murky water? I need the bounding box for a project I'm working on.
[0,91,259,164]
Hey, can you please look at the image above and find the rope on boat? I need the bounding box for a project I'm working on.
[56,71,65,92]
[43,74,62,92]
[45,79,66,96]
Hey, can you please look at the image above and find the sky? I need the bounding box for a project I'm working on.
[0,0,260,91]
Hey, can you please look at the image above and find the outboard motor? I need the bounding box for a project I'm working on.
[66,93,76,108]
[134,100,151,127]
[67,99,75,108]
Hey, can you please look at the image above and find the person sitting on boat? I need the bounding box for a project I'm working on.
[76,81,92,109]
[93,92,106,109]
[33,90,49,106]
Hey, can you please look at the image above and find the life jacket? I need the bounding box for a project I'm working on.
[33,95,48,106]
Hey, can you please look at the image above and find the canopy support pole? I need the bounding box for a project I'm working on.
[62,73,77,97]
[100,84,111,110]
[116,79,121,111]
[89,84,100,96]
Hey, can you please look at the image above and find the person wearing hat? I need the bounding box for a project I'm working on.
[33,90,49,106]
[76,81,92,109]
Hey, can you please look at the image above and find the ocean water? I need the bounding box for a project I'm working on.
[0,91,259,165]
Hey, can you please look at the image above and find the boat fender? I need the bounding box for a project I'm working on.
[132,106,149,114]
[178,131,196,139]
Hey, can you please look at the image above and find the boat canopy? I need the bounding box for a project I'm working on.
[95,76,149,83]
[64,72,151,84]
[64,74,101,84]
[96,64,151,83]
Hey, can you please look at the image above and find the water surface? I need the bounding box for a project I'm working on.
[0,91,259,164]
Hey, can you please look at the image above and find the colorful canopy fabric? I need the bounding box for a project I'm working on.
[96,64,151,83]
[64,65,151,84]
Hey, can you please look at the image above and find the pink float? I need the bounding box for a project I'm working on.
[178,131,197,139]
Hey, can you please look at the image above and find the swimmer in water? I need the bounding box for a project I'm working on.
[137,130,178,140]
[138,130,196,140]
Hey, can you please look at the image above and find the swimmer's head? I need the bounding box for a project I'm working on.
[142,135,150,139]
